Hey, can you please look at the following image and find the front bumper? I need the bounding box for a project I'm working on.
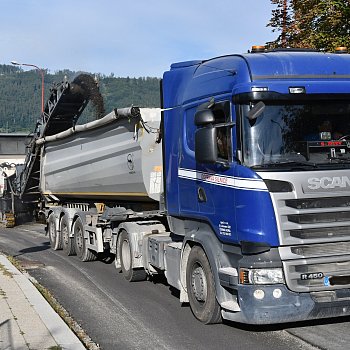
[221,284,350,324]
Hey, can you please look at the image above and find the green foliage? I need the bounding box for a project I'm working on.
[267,0,350,51]
[101,76,160,116]
[0,65,160,132]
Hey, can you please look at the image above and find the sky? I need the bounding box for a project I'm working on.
[1,0,277,78]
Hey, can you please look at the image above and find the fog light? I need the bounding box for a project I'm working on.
[273,288,282,299]
[253,289,265,300]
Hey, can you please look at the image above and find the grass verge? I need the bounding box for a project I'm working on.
[0,262,13,278]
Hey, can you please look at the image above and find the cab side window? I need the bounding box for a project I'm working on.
[213,102,232,161]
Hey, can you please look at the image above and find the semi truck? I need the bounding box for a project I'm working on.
[7,47,350,325]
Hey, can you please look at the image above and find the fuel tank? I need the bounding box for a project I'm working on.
[38,107,162,203]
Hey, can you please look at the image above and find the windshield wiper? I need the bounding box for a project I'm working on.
[278,160,317,166]
[252,160,317,169]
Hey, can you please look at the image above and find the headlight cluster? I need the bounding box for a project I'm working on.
[239,268,284,285]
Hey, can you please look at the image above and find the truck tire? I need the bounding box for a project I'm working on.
[74,217,97,262]
[48,213,62,250]
[186,245,222,324]
[118,230,147,282]
[61,215,76,256]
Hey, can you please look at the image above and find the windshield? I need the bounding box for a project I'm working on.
[240,100,350,169]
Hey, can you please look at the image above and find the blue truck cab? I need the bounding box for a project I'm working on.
[161,48,350,324]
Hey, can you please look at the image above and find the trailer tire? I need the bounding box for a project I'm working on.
[61,215,76,256]
[48,213,62,250]
[74,217,97,262]
[119,230,147,282]
[186,246,222,324]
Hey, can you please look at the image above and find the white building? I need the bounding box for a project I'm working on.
[0,133,28,195]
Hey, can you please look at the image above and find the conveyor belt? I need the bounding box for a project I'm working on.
[19,74,104,203]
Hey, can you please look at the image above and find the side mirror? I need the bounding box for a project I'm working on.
[194,109,215,126]
[195,126,217,163]
[248,101,265,121]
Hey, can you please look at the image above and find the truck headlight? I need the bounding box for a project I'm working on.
[239,268,284,285]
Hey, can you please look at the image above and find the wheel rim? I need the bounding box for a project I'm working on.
[191,263,208,303]
[76,226,83,252]
[49,222,56,242]
[62,223,68,246]
[121,239,131,271]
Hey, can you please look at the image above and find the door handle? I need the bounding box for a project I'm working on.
[197,187,207,202]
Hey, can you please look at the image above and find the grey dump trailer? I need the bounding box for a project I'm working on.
[39,107,163,203]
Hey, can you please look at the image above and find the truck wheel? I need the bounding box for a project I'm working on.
[186,246,222,324]
[118,230,147,282]
[61,215,76,256]
[48,213,62,250]
[74,217,97,262]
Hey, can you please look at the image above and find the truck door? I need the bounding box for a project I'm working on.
[179,101,237,242]
[178,105,199,214]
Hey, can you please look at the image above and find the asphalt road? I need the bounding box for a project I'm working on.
[0,223,348,350]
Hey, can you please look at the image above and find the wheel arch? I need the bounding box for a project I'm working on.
[67,209,88,238]
[180,220,237,308]
[47,207,80,236]
[113,226,126,269]
[47,207,63,233]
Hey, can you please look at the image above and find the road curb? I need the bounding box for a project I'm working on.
[0,254,86,350]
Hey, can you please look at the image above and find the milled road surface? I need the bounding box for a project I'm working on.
[0,223,348,350]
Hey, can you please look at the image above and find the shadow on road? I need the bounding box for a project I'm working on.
[14,241,51,257]
[223,313,350,332]
[97,252,115,264]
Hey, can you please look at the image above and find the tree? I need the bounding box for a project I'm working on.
[0,64,161,132]
[267,0,291,48]
[267,0,350,51]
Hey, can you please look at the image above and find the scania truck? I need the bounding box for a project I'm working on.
[10,47,350,325]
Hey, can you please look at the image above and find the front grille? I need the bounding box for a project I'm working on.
[272,189,350,293]
[283,257,350,292]
[310,289,350,303]
[276,194,350,245]
[290,226,350,240]
[286,196,350,210]
[290,241,350,258]
[288,211,350,224]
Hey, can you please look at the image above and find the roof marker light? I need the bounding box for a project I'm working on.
[251,87,268,92]
[251,45,266,53]
[335,47,348,54]
[289,87,306,94]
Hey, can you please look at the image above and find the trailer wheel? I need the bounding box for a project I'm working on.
[61,215,76,256]
[48,213,62,250]
[118,230,147,282]
[74,217,97,262]
[186,246,222,324]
